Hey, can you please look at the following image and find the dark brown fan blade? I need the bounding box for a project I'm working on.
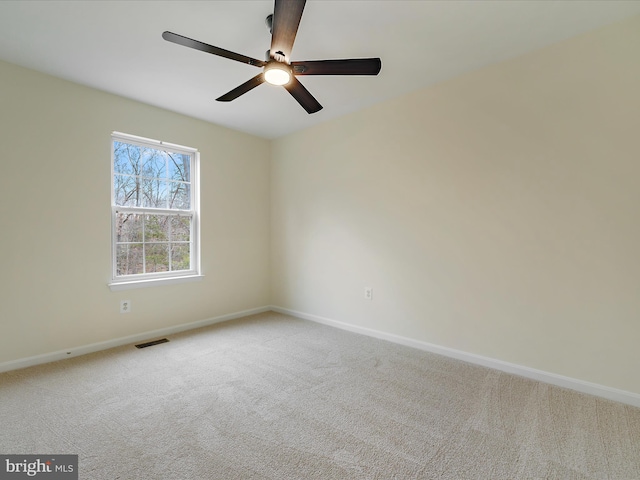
[284,76,322,114]
[291,58,382,76]
[216,73,266,102]
[270,0,306,62]
[163,31,266,67]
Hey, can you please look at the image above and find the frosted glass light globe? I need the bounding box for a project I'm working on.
[265,65,291,86]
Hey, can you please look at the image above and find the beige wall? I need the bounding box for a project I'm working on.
[0,60,271,364]
[2,15,639,396]
[271,16,640,394]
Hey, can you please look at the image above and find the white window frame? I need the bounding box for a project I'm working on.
[109,132,202,291]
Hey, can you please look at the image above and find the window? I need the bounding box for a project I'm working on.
[110,132,200,290]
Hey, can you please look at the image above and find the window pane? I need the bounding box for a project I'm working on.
[117,243,143,275]
[168,181,190,209]
[140,178,168,208]
[116,213,143,242]
[170,215,191,242]
[114,174,140,207]
[114,141,140,176]
[145,243,169,273]
[171,244,190,271]
[145,214,169,242]
[140,148,167,179]
[168,153,190,182]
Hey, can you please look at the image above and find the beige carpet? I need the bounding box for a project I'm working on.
[1,311,639,479]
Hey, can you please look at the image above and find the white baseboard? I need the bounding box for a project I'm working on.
[0,306,271,374]
[271,306,640,408]
[5,304,639,408]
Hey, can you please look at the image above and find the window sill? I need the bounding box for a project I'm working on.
[108,274,204,291]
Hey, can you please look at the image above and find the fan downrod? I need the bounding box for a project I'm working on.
[265,14,274,60]
[265,14,273,34]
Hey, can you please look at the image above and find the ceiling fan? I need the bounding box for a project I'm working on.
[162,0,382,114]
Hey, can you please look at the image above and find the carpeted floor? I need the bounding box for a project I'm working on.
[1,311,639,479]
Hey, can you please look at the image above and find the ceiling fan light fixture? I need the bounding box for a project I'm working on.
[162,0,381,114]
[264,62,291,86]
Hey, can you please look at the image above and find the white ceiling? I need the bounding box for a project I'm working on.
[1,1,639,139]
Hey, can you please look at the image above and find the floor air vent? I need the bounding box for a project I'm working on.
[135,338,169,349]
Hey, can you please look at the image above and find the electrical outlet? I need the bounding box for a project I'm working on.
[364,287,373,300]
[120,300,132,314]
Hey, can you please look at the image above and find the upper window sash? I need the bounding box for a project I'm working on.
[112,132,194,211]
